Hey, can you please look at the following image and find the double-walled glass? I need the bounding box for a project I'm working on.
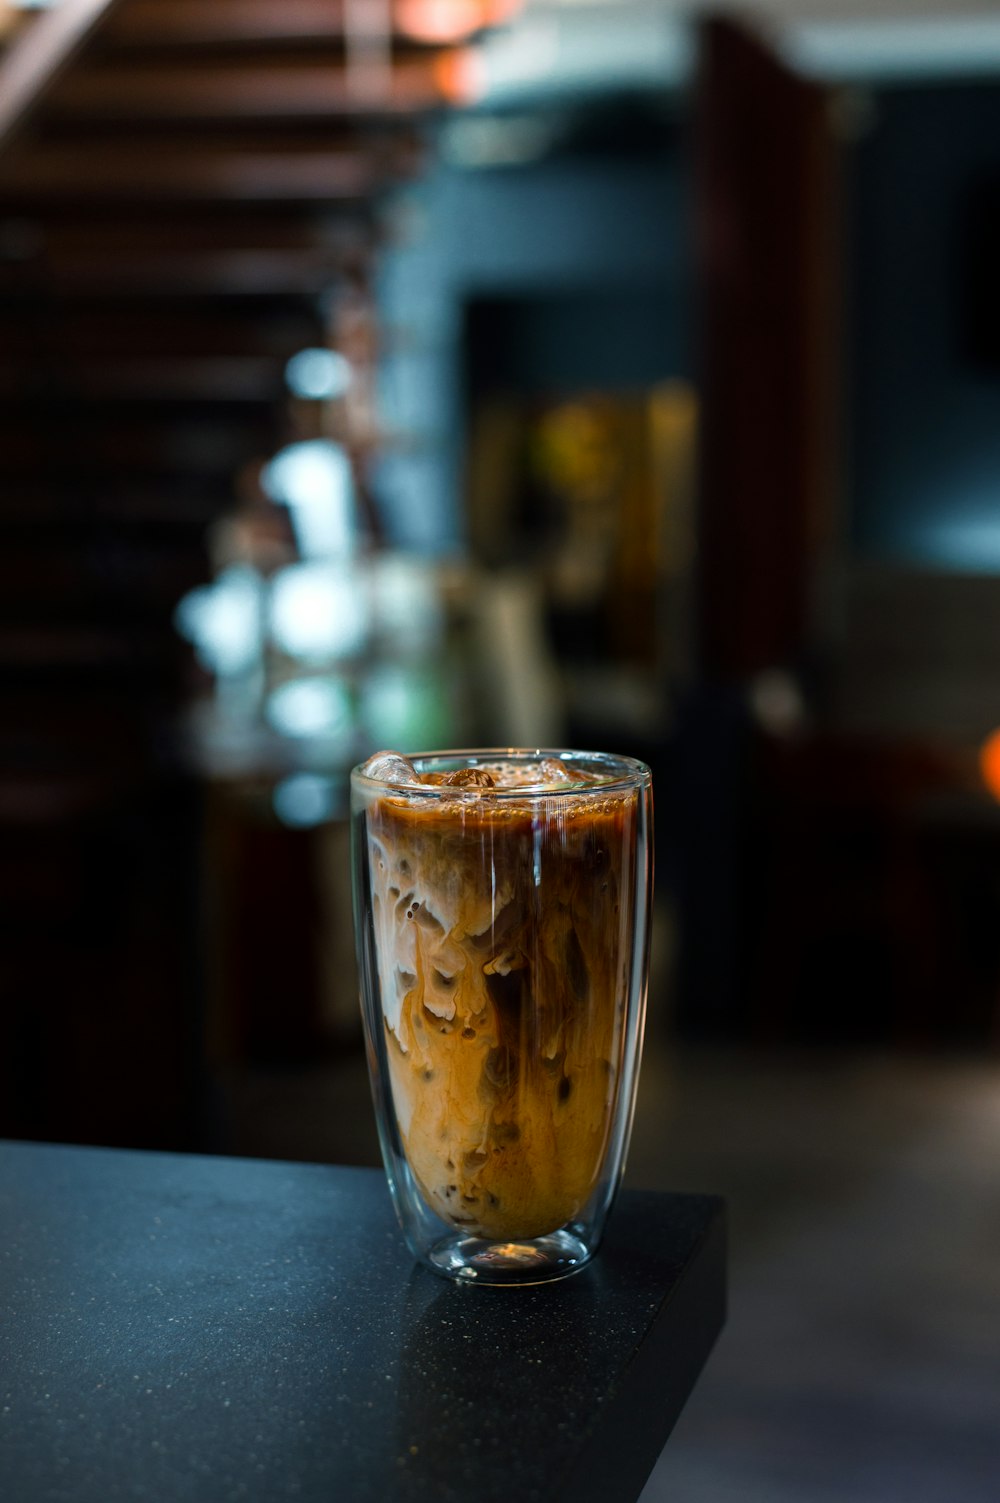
[351,749,653,1285]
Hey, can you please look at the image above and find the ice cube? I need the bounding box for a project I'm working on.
[537,758,591,786]
[358,750,421,787]
[439,767,496,790]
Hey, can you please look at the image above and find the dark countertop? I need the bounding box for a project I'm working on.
[0,1141,725,1503]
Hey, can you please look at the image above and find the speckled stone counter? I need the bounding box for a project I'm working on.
[0,1142,725,1503]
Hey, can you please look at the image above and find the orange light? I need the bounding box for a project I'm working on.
[484,0,525,24]
[979,727,1000,800]
[432,46,484,105]
[397,0,524,44]
[397,0,480,44]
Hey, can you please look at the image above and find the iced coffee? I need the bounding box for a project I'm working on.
[352,751,650,1258]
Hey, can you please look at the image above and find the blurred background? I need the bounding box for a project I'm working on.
[1,0,999,1498]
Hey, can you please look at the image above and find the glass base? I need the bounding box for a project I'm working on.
[424,1227,593,1285]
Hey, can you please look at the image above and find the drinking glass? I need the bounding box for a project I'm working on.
[351,749,653,1285]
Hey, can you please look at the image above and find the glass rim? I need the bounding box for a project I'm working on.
[350,747,652,800]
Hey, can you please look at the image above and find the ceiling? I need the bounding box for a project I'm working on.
[472,0,1000,102]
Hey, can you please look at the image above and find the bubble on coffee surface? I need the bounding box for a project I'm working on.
[429,756,601,793]
[461,758,597,791]
[361,751,612,797]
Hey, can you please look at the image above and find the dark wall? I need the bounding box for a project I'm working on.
[851,81,1000,571]
[465,287,683,400]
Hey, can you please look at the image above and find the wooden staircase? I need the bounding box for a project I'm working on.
[0,0,513,1148]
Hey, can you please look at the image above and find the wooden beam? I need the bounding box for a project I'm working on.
[0,417,267,475]
[46,55,457,120]
[0,356,286,402]
[101,0,507,50]
[0,144,397,203]
[0,212,377,296]
[0,308,319,356]
[1,214,374,261]
[102,0,358,51]
[0,480,227,527]
[5,215,374,258]
[693,18,839,679]
[0,0,125,151]
[2,249,350,298]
